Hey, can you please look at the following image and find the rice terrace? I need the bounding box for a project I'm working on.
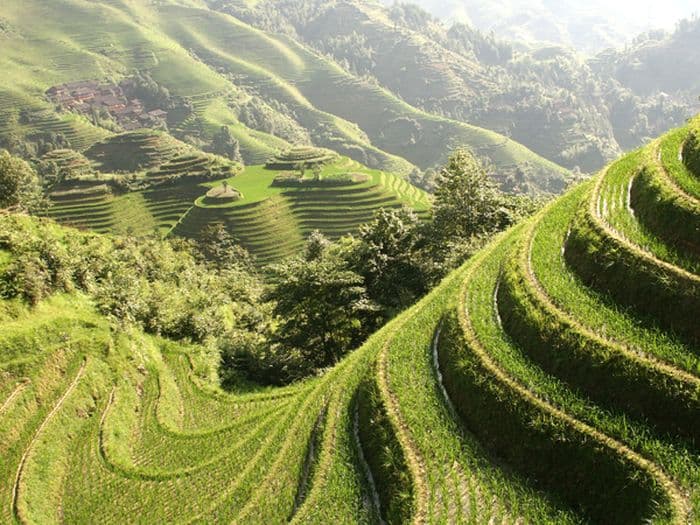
[0,0,699,524]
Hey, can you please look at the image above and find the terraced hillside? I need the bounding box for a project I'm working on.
[175,157,432,264]
[2,121,698,523]
[0,0,570,193]
[47,152,431,260]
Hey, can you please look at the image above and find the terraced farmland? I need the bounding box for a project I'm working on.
[46,153,430,260]
[86,131,188,173]
[0,0,571,193]
[174,159,431,264]
[3,119,698,523]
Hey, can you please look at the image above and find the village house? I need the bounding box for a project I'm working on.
[45,79,169,131]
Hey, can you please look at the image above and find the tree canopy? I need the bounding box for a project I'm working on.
[0,150,45,212]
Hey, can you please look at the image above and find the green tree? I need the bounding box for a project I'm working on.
[0,150,46,212]
[265,255,378,369]
[352,208,427,313]
[304,230,330,261]
[196,223,255,271]
[431,148,508,241]
[211,126,242,163]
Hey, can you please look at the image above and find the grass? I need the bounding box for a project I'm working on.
[498,184,700,442]
[661,127,700,198]
[444,226,695,523]
[629,134,700,255]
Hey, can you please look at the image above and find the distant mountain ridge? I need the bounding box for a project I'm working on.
[379,0,698,53]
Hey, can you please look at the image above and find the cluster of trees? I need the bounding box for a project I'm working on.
[0,150,46,212]
[0,211,267,347]
[0,130,72,160]
[209,126,243,163]
[123,71,174,111]
[229,92,310,145]
[122,71,194,127]
[0,146,540,387]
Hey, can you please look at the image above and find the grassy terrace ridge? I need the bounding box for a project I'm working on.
[1,119,698,523]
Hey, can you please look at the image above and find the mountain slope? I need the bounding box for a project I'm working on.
[0,0,569,193]
[227,0,693,174]
[1,116,697,522]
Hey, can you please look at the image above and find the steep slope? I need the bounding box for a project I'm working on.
[1,117,697,523]
[0,0,569,193]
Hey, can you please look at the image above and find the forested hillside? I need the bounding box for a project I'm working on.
[221,0,696,173]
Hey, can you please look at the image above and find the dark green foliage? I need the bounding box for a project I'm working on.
[357,376,414,524]
[432,149,521,241]
[683,122,700,178]
[0,222,80,304]
[210,126,242,163]
[352,208,427,314]
[304,230,330,261]
[437,311,667,524]
[147,152,241,187]
[195,222,256,271]
[0,214,263,343]
[219,327,303,386]
[0,150,46,212]
[265,253,379,370]
[232,95,310,145]
[425,149,541,276]
[271,171,368,187]
[123,71,173,110]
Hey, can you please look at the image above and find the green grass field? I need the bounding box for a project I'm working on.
[2,115,698,522]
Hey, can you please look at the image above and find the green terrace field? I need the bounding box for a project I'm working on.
[47,152,432,261]
[175,158,432,264]
[2,117,698,523]
[0,0,570,193]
